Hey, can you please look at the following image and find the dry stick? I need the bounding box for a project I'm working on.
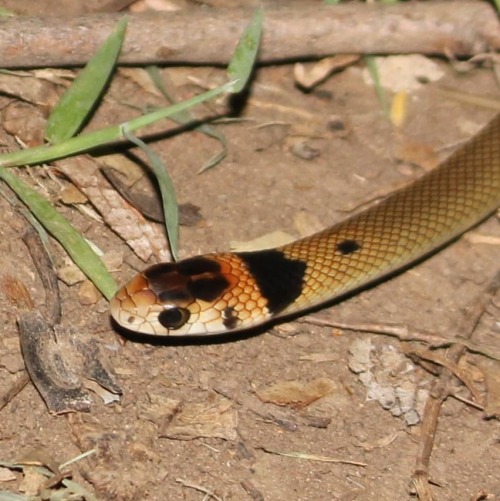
[411,271,500,501]
[0,2,498,68]
[301,317,500,361]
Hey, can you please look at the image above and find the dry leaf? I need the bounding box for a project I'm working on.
[294,55,360,90]
[0,71,60,108]
[293,210,324,238]
[362,55,444,92]
[299,352,340,363]
[3,101,46,147]
[390,90,408,128]
[18,467,46,496]
[60,185,88,205]
[119,68,163,97]
[0,467,17,482]
[137,393,182,424]
[160,396,238,441]
[77,280,100,306]
[256,378,336,409]
[57,156,171,262]
[479,360,500,418]
[394,140,440,171]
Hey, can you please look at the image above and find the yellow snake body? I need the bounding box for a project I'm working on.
[110,116,500,336]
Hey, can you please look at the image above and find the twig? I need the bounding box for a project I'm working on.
[259,446,367,467]
[0,2,498,68]
[411,270,500,500]
[175,478,223,501]
[300,317,500,361]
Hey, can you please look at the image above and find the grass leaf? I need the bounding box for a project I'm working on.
[121,128,180,261]
[45,17,127,143]
[0,80,237,169]
[146,66,228,173]
[0,168,117,299]
[228,8,263,93]
[364,55,389,117]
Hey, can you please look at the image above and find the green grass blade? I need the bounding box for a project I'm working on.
[45,18,127,143]
[146,66,228,173]
[364,55,389,117]
[122,128,179,261]
[0,80,237,169]
[0,168,117,299]
[227,8,263,93]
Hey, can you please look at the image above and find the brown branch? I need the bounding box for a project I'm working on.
[411,270,500,500]
[0,1,498,68]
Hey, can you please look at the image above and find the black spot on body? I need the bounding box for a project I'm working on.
[336,239,361,255]
[237,249,306,314]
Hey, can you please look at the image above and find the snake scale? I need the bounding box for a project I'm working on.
[110,115,500,336]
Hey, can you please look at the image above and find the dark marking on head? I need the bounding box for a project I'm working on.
[143,262,180,292]
[222,306,238,330]
[158,288,191,303]
[187,276,230,302]
[177,256,221,276]
[336,239,361,255]
[237,249,306,314]
[143,257,230,305]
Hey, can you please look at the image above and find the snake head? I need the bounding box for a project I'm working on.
[110,254,270,336]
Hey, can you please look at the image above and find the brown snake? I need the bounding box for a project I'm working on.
[110,115,500,336]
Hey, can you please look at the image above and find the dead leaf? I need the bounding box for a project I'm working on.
[160,396,238,441]
[390,91,408,128]
[256,378,336,409]
[2,101,46,147]
[18,466,46,496]
[137,393,182,424]
[479,359,500,418]
[294,55,360,90]
[293,210,324,239]
[57,156,171,262]
[362,55,444,92]
[0,71,60,109]
[77,280,100,306]
[60,185,88,205]
[394,140,440,171]
[119,68,163,97]
[0,466,17,482]
[299,352,340,363]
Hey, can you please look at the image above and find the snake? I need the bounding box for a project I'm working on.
[110,114,500,336]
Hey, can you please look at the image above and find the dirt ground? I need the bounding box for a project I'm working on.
[1,1,500,501]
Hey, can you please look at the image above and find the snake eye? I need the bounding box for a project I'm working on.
[158,306,190,330]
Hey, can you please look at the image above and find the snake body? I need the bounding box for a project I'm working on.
[110,115,500,336]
